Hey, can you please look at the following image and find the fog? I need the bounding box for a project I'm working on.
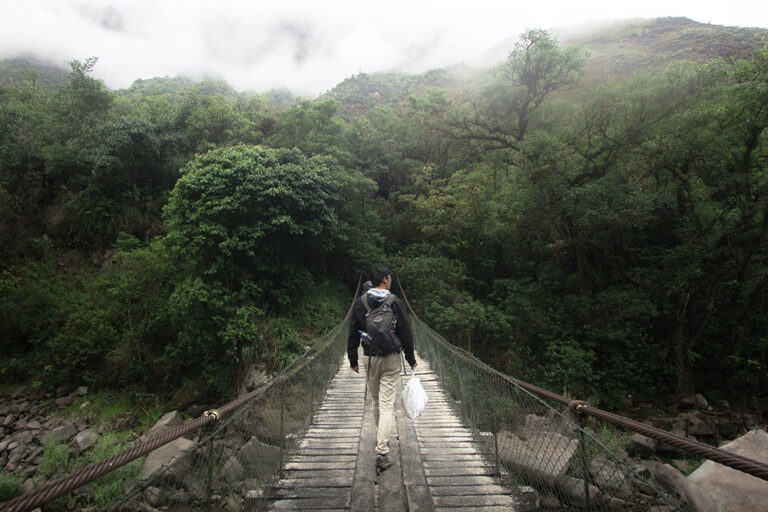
[2,0,767,96]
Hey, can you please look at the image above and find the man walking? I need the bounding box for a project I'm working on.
[348,266,417,471]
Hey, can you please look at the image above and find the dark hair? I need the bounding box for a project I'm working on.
[370,265,392,287]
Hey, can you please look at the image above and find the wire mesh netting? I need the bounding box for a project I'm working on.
[103,319,351,512]
[412,318,688,512]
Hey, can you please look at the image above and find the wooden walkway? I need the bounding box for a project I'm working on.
[263,349,525,511]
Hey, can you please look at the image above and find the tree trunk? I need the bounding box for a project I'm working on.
[673,319,696,407]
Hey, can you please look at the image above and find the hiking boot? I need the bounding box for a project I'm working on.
[376,453,394,471]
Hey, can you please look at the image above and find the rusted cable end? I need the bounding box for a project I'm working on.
[568,400,589,414]
[203,409,220,421]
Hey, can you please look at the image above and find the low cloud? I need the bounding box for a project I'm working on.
[1,0,766,95]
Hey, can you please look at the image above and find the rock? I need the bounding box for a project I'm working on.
[144,486,162,507]
[671,459,688,473]
[222,495,244,512]
[589,455,631,498]
[7,441,20,451]
[243,366,270,393]
[684,411,717,437]
[146,411,184,438]
[558,474,603,505]
[183,473,207,501]
[139,437,195,482]
[98,422,113,435]
[170,489,192,504]
[75,386,88,396]
[221,454,246,482]
[114,413,137,431]
[628,433,657,457]
[55,396,74,407]
[686,429,768,512]
[71,429,98,452]
[11,386,28,399]
[644,461,690,502]
[79,401,90,410]
[26,419,42,430]
[3,414,16,427]
[12,430,37,446]
[22,478,36,492]
[74,416,88,431]
[7,444,27,467]
[497,430,578,481]
[0,440,10,452]
[517,485,540,511]
[48,421,77,443]
[55,385,72,398]
[237,436,282,475]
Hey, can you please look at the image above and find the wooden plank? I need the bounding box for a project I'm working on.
[349,388,376,511]
[424,466,496,477]
[425,475,500,486]
[281,469,354,479]
[269,496,350,510]
[283,461,356,470]
[271,487,353,498]
[378,408,406,512]
[274,476,353,488]
[429,485,510,496]
[433,494,517,507]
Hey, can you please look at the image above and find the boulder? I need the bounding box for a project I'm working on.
[242,366,270,393]
[628,433,657,457]
[644,461,690,503]
[54,396,74,407]
[0,440,10,452]
[589,455,631,498]
[145,411,184,439]
[684,411,717,437]
[237,436,282,475]
[694,394,709,410]
[26,419,42,430]
[11,386,28,399]
[686,429,768,512]
[558,474,603,506]
[221,454,246,482]
[144,486,162,507]
[3,414,16,427]
[75,386,88,396]
[71,429,99,452]
[48,421,77,443]
[497,430,578,481]
[139,437,196,482]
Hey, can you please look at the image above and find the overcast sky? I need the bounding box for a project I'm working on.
[2,1,766,96]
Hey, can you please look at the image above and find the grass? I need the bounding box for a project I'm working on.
[39,435,71,478]
[0,469,22,501]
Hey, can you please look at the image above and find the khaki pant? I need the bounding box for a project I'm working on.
[365,353,401,455]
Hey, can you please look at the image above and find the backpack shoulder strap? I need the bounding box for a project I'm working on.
[382,294,396,307]
[361,294,372,315]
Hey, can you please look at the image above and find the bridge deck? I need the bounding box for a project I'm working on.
[263,349,523,511]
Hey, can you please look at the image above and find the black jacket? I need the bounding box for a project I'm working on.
[347,292,415,368]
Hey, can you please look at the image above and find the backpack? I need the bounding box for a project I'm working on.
[362,294,402,356]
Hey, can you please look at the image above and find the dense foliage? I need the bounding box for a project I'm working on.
[1,22,766,414]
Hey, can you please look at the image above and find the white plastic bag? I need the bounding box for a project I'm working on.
[402,376,428,419]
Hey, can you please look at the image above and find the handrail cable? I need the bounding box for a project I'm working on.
[396,277,768,483]
[0,275,362,512]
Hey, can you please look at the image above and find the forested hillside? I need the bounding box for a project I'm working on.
[1,18,766,419]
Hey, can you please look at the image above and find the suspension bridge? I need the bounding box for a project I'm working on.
[2,287,768,512]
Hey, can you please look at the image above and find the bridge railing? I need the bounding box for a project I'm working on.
[0,317,351,512]
[412,318,688,511]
